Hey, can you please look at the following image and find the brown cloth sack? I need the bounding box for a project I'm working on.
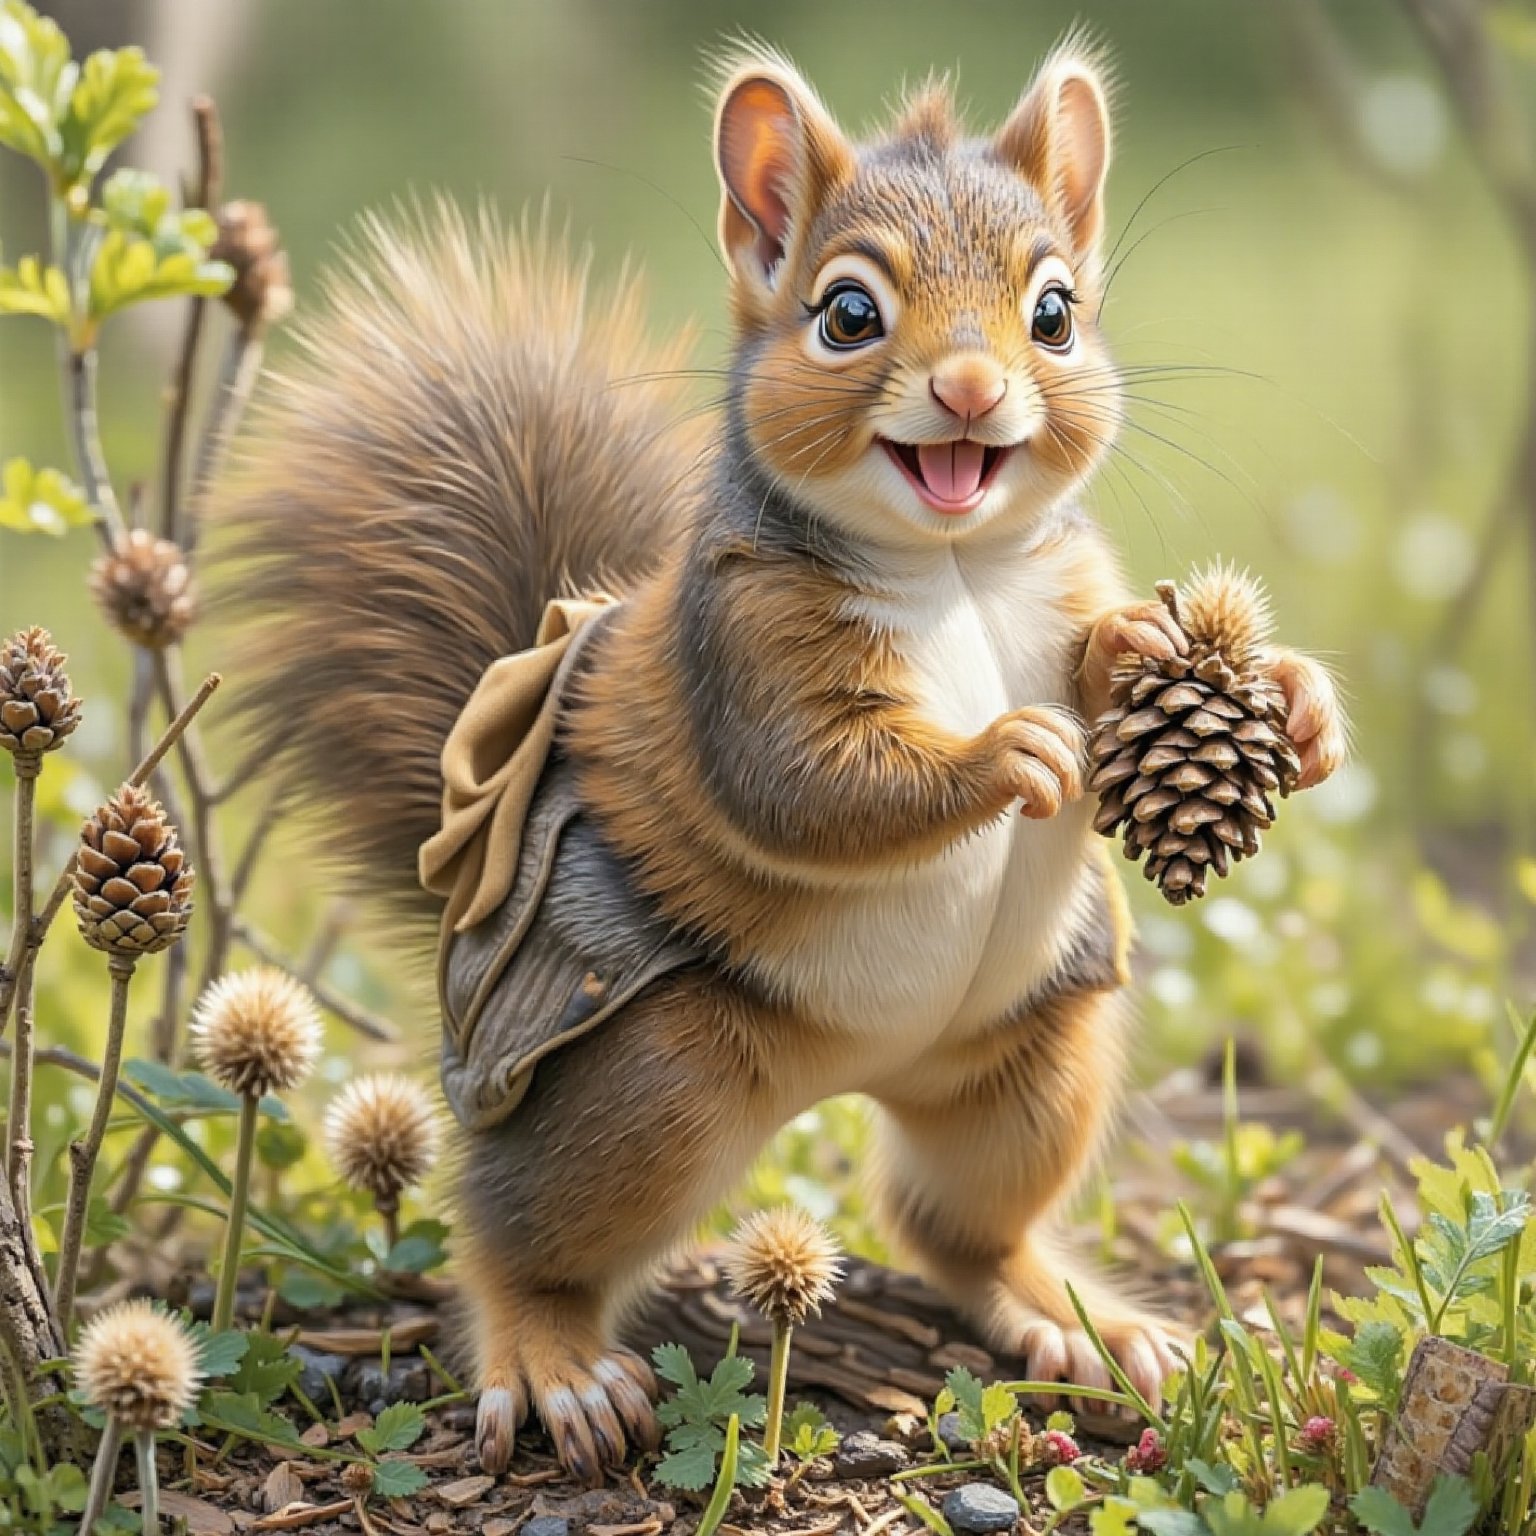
[418,595,615,936]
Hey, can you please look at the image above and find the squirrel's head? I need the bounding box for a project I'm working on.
[713,42,1118,549]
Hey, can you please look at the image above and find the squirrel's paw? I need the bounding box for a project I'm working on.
[1081,600,1189,715]
[988,707,1087,820]
[1262,648,1348,790]
[476,1345,658,1484]
[1016,1316,1185,1416]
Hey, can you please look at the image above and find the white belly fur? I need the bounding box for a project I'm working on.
[755,532,1102,1063]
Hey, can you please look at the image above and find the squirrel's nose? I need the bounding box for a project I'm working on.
[930,359,1007,425]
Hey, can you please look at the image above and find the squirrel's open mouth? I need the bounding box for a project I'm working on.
[880,439,1011,515]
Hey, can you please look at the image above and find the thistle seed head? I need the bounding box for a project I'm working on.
[1174,562,1274,667]
[191,966,322,1098]
[723,1205,842,1328]
[323,1073,441,1206]
[73,1299,202,1431]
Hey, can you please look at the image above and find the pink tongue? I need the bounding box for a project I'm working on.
[916,441,987,503]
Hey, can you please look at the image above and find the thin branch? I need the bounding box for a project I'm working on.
[54,956,136,1336]
[5,758,39,1195]
[0,674,221,1034]
[65,348,127,551]
[231,918,398,1043]
[160,96,225,546]
[230,782,285,904]
[186,327,264,556]
[152,650,232,1004]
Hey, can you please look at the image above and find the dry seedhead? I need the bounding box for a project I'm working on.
[88,529,197,650]
[190,966,322,1098]
[73,783,194,957]
[724,1205,843,1329]
[324,1073,441,1209]
[0,626,82,759]
[211,200,294,330]
[1088,567,1301,905]
[73,1299,202,1432]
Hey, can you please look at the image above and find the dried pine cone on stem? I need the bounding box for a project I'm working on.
[211,200,293,331]
[1088,567,1301,905]
[89,529,196,650]
[0,626,82,760]
[73,784,195,957]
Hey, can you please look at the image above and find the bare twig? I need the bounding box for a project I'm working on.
[231,918,398,1043]
[0,673,221,1033]
[187,327,265,553]
[66,348,127,550]
[5,756,39,1198]
[152,650,232,1004]
[54,956,138,1335]
[161,96,225,546]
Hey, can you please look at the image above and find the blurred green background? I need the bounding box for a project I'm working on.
[2,0,1535,1256]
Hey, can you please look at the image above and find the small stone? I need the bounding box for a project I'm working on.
[522,1519,571,1536]
[349,1356,431,1414]
[833,1430,908,1479]
[436,1475,495,1509]
[942,1483,1020,1535]
[936,1412,971,1453]
[290,1345,347,1407]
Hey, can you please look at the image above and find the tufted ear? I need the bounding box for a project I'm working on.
[994,52,1112,260]
[713,53,853,299]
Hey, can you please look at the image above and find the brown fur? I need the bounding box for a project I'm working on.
[209,205,703,931]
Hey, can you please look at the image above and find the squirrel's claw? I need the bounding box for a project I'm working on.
[474,1348,659,1484]
[475,1382,527,1476]
[1016,1317,1184,1417]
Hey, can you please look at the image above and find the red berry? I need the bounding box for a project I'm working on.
[1299,1415,1336,1451]
[1125,1427,1167,1474]
[1042,1429,1080,1464]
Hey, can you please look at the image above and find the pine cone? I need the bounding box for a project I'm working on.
[1088,568,1301,905]
[89,529,196,649]
[0,627,82,759]
[211,200,293,329]
[73,784,195,958]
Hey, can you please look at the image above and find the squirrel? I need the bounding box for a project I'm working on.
[214,41,1347,1484]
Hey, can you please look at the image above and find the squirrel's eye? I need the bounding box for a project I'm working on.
[819,282,884,348]
[1031,286,1074,351]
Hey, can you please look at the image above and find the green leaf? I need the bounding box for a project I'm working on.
[231,1332,302,1405]
[652,1342,698,1393]
[357,1403,427,1456]
[1137,1514,1207,1536]
[370,1458,428,1499]
[655,1440,719,1491]
[277,1269,345,1311]
[1090,1499,1143,1536]
[1045,1465,1086,1512]
[1260,1485,1330,1535]
[189,1323,249,1381]
[88,226,232,321]
[784,1401,839,1460]
[83,1195,129,1247]
[383,1233,447,1274]
[0,456,86,537]
[56,45,157,187]
[1187,1459,1240,1496]
[43,1461,87,1513]
[1350,1488,1419,1536]
[1336,1320,1406,1409]
[201,1391,306,1451]
[0,1,75,170]
[1416,1475,1479,1536]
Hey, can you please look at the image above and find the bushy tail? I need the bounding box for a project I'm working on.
[211,203,703,935]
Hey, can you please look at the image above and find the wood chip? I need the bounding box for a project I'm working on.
[436,1474,496,1508]
[263,1464,305,1515]
[336,1411,374,1438]
[482,1521,518,1536]
[120,1489,234,1534]
[588,1522,664,1536]
[252,1501,353,1532]
[299,1422,331,1449]
[295,1316,440,1355]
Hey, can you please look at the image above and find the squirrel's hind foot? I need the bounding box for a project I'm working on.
[474,1334,658,1483]
[1013,1314,1185,1417]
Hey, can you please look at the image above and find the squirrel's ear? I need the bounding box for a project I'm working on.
[714,57,852,296]
[995,52,1112,260]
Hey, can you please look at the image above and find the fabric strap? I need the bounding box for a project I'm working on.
[418,595,616,935]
